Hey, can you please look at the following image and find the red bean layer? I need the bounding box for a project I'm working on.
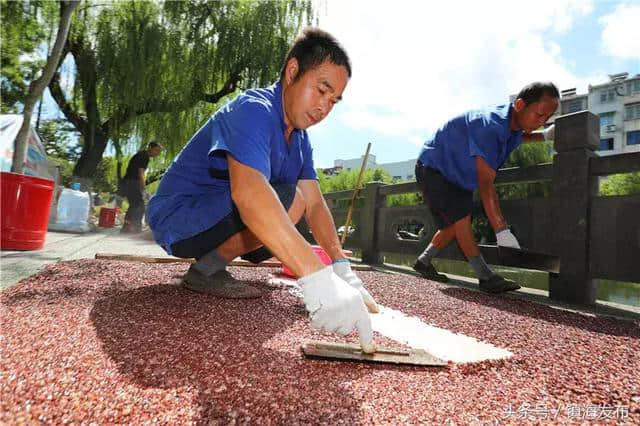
[1,260,638,424]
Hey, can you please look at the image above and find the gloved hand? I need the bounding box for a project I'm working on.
[542,124,555,141]
[298,266,375,353]
[496,228,521,249]
[332,260,379,313]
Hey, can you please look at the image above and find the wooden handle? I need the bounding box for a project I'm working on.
[341,142,372,245]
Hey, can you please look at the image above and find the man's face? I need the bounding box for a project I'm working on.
[513,95,558,134]
[282,58,349,131]
[149,146,162,157]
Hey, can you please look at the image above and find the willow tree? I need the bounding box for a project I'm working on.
[48,0,314,180]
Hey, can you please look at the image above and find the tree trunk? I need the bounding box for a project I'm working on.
[11,1,79,174]
[72,131,109,178]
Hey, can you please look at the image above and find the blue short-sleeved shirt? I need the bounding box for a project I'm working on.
[417,104,523,191]
[147,82,317,254]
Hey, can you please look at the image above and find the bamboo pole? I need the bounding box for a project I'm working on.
[340,143,372,245]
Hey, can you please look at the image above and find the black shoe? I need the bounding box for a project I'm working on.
[182,267,262,298]
[413,261,449,283]
[479,274,520,293]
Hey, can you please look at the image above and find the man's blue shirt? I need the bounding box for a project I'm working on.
[417,104,523,191]
[147,82,317,254]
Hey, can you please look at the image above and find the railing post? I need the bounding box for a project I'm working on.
[549,111,599,305]
[360,181,384,265]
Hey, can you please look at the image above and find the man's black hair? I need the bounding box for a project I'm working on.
[148,141,161,149]
[280,27,351,82]
[516,82,560,106]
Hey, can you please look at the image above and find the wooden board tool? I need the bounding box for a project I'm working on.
[94,253,373,270]
[302,341,447,367]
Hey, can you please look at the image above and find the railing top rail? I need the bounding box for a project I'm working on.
[378,181,419,196]
[590,152,640,176]
[494,163,553,185]
[324,163,554,199]
[323,189,359,200]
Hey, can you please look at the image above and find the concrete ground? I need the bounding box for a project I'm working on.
[1,226,638,321]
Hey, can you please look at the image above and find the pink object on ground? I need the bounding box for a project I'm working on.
[281,245,332,278]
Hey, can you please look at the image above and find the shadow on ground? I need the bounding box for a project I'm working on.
[89,280,373,422]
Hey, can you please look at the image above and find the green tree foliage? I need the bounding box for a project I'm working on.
[317,167,392,194]
[496,141,553,200]
[600,172,640,196]
[39,118,81,187]
[0,1,57,112]
[93,156,118,193]
[317,167,421,207]
[37,0,314,179]
[39,118,81,161]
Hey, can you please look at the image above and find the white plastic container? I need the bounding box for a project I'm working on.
[55,187,90,228]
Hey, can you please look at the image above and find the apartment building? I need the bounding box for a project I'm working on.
[557,72,640,155]
[329,154,417,181]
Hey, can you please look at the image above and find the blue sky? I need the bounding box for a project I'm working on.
[307,0,640,167]
[37,0,639,165]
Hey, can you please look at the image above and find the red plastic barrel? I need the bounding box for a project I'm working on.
[1,171,54,250]
[98,207,117,228]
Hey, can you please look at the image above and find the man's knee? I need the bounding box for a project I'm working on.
[453,215,473,234]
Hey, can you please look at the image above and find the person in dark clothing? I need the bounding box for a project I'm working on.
[121,141,163,233]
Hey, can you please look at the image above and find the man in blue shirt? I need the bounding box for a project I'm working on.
[413,82,559,293]
[148,28,377,352]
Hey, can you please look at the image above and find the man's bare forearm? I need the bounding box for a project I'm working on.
[305,201,345,261]
[229,159,323,277]
[479,182,507,232]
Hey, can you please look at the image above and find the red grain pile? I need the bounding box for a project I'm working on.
[1,259,638,424]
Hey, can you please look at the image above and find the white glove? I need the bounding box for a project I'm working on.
[332,261,379,313]
[298,266,375,353]
[496,229,521,249]
[542,124,555,141]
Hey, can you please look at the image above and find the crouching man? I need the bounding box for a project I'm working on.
[413,82,558,293]
[148,28,378,351]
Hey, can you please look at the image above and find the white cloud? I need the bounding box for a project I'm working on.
[316,0,597,144]
[599,1,640,60]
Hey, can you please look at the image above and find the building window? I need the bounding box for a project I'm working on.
[599,138,614,151]
[630,80,640,95]
[624,102,640,120]
[599,112,615,126]
[565,99,583,113]
[627,130,640,146]
[600,88,616,103]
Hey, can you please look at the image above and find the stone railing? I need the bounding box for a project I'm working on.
[319,111,640,305]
